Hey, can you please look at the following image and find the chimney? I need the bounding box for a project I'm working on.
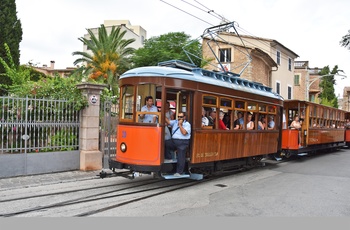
[50,60,55,69]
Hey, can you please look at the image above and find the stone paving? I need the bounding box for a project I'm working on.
[0,169,105,192]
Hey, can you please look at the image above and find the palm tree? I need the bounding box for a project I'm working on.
[72,24,136,94]
[340,30,350,50]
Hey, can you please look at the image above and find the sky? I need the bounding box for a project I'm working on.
[15,0,350,97]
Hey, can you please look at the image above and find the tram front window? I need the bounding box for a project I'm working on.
[121,85,134,120]
[136,84,161,124]
[139,95,158,123]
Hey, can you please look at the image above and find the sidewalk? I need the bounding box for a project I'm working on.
[0,169,106,191]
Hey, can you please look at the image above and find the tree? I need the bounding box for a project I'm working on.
[0,43,87,110]
[72,24,136,95]
[0,0,23,95]
[0,43,30,94]
[340,30,350,50]
[318,65,339,108]
[131,32,202,68]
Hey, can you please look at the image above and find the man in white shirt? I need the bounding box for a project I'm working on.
[164,112,191,176]
[139,96,158,123]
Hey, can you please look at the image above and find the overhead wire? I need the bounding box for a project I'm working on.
[161,0,294,65]
[160,0,214,27]
[193,0,298,63]
[193,0,230,23]
[235,26,296,63]
[181,0,224,22]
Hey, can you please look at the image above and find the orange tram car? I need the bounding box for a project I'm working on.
[108,60,348,180]
[345,112,350,148]
[281,100,347,158]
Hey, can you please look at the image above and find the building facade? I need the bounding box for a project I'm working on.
[34,60,76,78]
[202,37,277,87]
[83,20,146,56]
[294,61,323,102]
[343,87,350,111]
[201,33,298,99]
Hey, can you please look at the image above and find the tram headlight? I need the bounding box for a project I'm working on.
[120,142,127,152]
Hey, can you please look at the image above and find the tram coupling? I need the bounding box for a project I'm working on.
[98,169,140,179]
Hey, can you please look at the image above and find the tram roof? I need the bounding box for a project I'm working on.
[120,60,283,100]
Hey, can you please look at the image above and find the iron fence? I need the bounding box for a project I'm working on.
[0,96,80,154]
[100,99,119,168]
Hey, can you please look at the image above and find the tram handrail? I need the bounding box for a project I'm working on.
[136,111,162,123]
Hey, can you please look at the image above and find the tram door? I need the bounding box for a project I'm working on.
[165,89,193,155]
[164,90,193,123]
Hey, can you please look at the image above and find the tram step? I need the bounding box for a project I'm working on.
[164,159,177,163]
[162,174,190,179]
[162,173,203,180]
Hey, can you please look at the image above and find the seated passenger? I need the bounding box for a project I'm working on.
[202,107,209,127]
[267,115,275,130]
[258,115,266,130]
[140,96,158,123]
[208,110,216,126]
[223,113,231,129]
[233,112,244,129]
[246,113,254,130]
[218,111,229,130]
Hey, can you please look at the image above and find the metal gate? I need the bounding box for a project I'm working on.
[0,96,80,178]
[100,99,119,169]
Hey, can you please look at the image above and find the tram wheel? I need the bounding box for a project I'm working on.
[152,171,162,179]
[99,170,107,179]
[285,151,292,158]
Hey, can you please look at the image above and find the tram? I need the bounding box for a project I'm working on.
[345,112,350,147]
[281,100,347,158]
[109,60,284,179]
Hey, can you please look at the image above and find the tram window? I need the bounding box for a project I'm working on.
[268,106,276,114]
[233,110,244,130]
[257,114,267,130]
[121,85,134,120]
[309,106,314,117]
[313,106,317,117]
[318,107,322,118]
[316,118,320,127]
[137,84,157,105]
[324,109,328,119]
[203,95,217,106]
[220,98,232,108]
[246,112,255,130]
[247,102,257,111]
[202,106,212,128]
[135,84,161,123]
[235,101,245,110]
[220,109,232,130]
[319,119,323,128]
[259,104,267,113]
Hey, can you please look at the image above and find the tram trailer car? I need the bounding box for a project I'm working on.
[281,100,347,158]
[345,112,350,148]
[109,60,284,179]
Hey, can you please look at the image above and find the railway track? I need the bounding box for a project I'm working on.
[0,166,258,217]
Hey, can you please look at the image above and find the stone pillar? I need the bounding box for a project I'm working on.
[77,83,107,171]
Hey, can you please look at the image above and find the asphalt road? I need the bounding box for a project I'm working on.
[1,147,350,219]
